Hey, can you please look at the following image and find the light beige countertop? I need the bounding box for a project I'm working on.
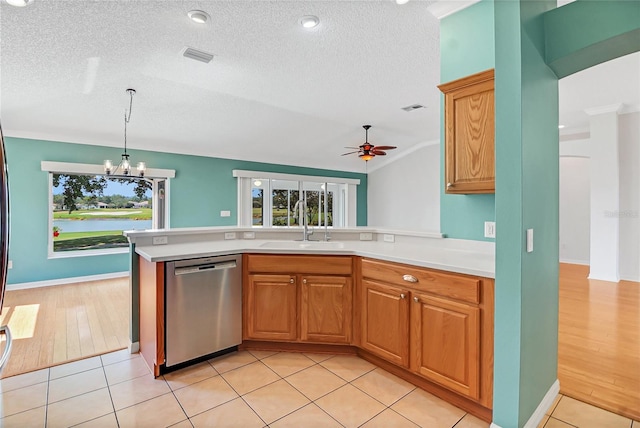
[126,227,495,278]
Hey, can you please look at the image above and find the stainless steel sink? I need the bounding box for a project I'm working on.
[259,241,345,250]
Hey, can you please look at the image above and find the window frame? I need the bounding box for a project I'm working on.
[42,161,174,258]
[233,170,360,228]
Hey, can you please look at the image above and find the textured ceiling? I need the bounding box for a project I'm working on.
[0,1,637,173]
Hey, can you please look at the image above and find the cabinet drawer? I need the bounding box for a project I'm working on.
[247,255,352,275]
[361,258,480,304]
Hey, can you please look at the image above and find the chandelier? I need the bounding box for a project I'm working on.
[104,88,146,177]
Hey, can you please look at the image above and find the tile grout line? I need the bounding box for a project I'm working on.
[101,353,121,428]
[212,358,270,427]
[44,367,51,428]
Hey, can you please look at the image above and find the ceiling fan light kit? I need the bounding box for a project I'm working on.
[342,125,397,162]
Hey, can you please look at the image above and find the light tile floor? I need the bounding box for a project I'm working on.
[0,349,638,428]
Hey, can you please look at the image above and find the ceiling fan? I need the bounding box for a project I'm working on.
[342,125,397,161]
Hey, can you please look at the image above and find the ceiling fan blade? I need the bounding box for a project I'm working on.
[371,150,387,156]
[341,151,360,156]
[344,146,361,149]
[373,145,397,151]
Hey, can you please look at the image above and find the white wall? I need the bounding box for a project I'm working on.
[618,112,640,281]
[559,111,639,281]
[559,156,590,264]
[367,143,440,232]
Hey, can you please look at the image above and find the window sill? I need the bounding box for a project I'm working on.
[48,247,129,259]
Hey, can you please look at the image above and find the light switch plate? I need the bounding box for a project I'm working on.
[152,236,168,245]
[484,221,496,238]
[224,232,236,240]
[526,228,534,252]
[383,234,395,243]
[243,232,255,239]
[220,210,231,217]
[8,260,12,269]
[359,232,373,241]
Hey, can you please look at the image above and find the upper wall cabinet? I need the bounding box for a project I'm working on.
[438,69,495,194]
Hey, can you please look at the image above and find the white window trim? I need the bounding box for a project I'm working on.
[234,170,359,228]
[43,161,174,258]
[232,170,360,185]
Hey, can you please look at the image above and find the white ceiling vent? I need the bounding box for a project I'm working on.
[401,104,425,112]
[182,47,214,64]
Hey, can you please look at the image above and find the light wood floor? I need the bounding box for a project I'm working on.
[0,277,129,379]
[558,263,640,421]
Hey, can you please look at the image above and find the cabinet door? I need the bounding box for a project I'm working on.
[246,274,297,341]
[439,69,495,194]
[361,279,409,367]
[300,275,352,344]
[410,292,480,399]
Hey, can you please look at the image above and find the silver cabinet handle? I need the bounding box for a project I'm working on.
[289,278,295,283]
[447,182,453,188]
[0,325,12,372]
[400,293,406,299]
[403,274,418,283]
[413,297,419,303]
[303,279,307,284]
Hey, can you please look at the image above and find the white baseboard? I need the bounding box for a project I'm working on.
[7,271,129,291]
[524,379,560,428]
[489,380,559,428]
[129,342,140,354]
[559,258,589,266]
[620,272,640,283]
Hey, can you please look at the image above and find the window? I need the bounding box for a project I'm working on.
[42,161,174,257]
[51,174,154,253]
[234,170,359,228]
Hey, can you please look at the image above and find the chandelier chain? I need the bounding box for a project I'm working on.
[123,89,135,155]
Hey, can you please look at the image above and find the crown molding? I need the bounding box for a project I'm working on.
[584,103,624,116]
[427,0,482,20]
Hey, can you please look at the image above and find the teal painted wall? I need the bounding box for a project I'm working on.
[544,0,640,78]
[493,0,560,426]
[5,137,367,284]
[439,0,496,241]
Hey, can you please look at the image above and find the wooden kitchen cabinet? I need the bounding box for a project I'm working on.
[360,258,492,408]
[300,275,352,344]
[360,279,410,367]
[438,69,495,194]
[244,254,353,344]
[410,291,480,400]
[245,274,298,341]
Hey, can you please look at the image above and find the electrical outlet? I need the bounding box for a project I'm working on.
[220,210,231,217]
[152,236,168,245]
[243,231,255,239]
[383,234,395,243]
[224,232,236,240]
[484,221,496,238]
[359,232,373,241]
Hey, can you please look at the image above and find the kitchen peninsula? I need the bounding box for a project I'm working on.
[126,227,495,421]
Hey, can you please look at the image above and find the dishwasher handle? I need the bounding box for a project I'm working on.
[174,260,237,276]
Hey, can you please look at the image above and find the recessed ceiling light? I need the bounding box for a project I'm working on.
[558,125,565,129]
[396,0,411,4]
[188,10,210,24]
[5,0,34,7]
[300,15,319,29]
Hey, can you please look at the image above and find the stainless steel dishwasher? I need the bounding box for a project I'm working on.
[165,254,242,368]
